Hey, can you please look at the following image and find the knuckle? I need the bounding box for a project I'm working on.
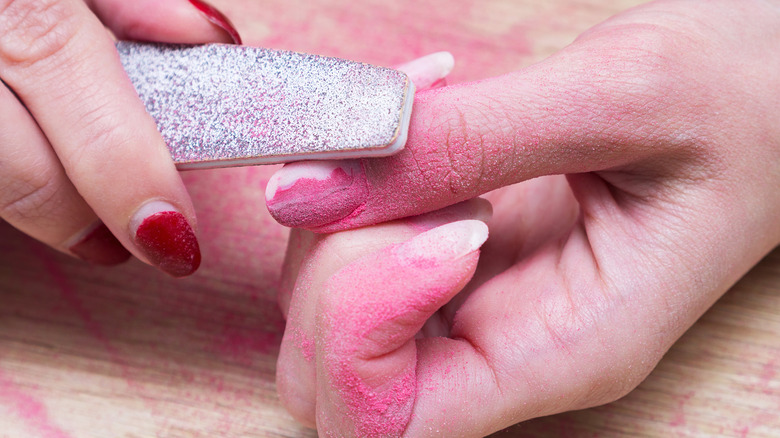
[0,160,64,221]
[0,0,80,71]
[63,101,132,170]
[417,105,487,199]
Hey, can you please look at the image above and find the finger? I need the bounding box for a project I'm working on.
[278,228,317,319]
[86,0,241,44]
[266,29,700,232]
[0,80,130,265]
[393,51,453,91]
[276,199,491,426]
[0,0,201,276]
[265,51,454,228]
[314,220,487,437]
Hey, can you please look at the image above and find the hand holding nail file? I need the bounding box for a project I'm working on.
[117,41,415,170]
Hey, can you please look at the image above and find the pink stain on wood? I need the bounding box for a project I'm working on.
[30,245,154,408]
[0,370,71,438]
[208,309,285,364]
[669,391,695,427]
[240,0,534,84]
[759,360,777,395]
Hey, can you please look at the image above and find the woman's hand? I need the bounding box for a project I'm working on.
[0,0,239,276]
[271,0,780,436]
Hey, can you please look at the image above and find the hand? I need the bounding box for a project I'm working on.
[0,0,239,276]
[271,0,780,436]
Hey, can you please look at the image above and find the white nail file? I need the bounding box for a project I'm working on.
[117,41,415,170]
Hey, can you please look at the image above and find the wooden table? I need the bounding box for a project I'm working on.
[1,0,778,436]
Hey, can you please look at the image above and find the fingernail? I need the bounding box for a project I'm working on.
[396,52,455,91]
[400,220,489,262]
[68,222,132,266]
[131,201,201,277]
[408,198,493,231]
[265,160,368,229]
[188,0,242,45]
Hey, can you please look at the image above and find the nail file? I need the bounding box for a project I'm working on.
[116,41,415,170]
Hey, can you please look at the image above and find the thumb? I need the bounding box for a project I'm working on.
[266,29,687,232]
[88,0,241,44]
[314,220,488,437]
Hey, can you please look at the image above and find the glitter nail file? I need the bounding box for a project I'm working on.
[117,41,415,170]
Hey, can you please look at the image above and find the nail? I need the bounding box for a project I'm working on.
[188,0,242,45]
[396,52,455,91]
[68,222,132,266]
[407,198,493,231]
[265,160,368,229]
[131,201,201,277]
[400,220,489,262]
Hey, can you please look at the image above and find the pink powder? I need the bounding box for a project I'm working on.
[316,223,483,436]
[669,391,694,427]
[32,245,147,394]
[267,166,368,229]
[231,0,535,84]
[0,370,71,438]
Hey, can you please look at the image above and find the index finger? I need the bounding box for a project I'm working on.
[0,0,199,275]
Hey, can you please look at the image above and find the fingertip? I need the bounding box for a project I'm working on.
[396,51,455,91]
[399,220,488,262]
[130,200,201,277]
[186,0,242,44]
[93,0,241,44]
[67,222,132,266]
[265,160,368,230]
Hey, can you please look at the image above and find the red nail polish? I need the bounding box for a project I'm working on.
[188,0,242,45]
[134,211,201,277]
[69,223,132,266]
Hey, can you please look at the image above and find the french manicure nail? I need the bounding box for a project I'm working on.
[131,201,201,277]
[188,0,243,45]
[397,52,455,91]
[68,222,132,266]
[265,160,368,229]
[400,220,489,262]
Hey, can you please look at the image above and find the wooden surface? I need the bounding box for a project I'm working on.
[1,0,778,436]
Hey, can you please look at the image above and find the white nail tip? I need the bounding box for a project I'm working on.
[398,52,455,89]
[129,200,178,235]
[265,161,344,201]
[403,220,489,261]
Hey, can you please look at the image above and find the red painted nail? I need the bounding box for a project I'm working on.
[188,0,242,45]
[134,210,201,277]
[69,223,132,266]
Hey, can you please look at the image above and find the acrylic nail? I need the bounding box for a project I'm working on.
[188,0,242,45]
[131,201,201,277]
[399,220,489,262]
[68,222,132,266]
[396,52,455,91]
[265,160,368,229]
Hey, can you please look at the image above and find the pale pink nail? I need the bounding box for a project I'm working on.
[396,52,455,91]
[265,160,368,229]
[398,220,488,263]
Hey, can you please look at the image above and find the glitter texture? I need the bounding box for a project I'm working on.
[117,42,414,169]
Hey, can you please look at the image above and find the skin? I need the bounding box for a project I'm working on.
[274,0,780,436]
[0,0,234,272]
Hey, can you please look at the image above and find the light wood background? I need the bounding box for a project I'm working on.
[1,0,778,436]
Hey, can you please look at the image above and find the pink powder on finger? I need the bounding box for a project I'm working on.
[316,222,484,436]
[266,164,368,229]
